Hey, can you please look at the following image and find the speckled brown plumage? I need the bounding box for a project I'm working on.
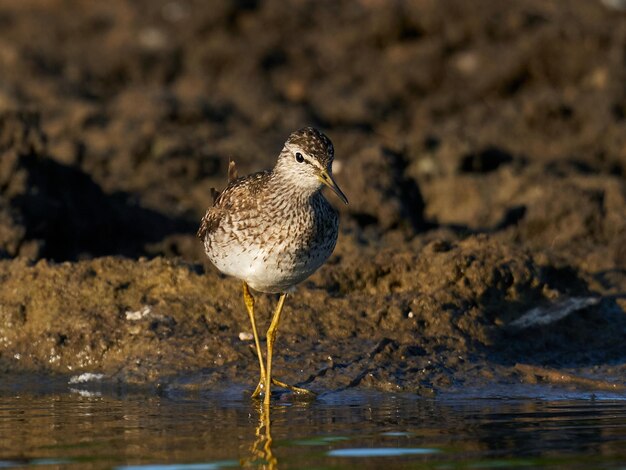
[286,127,334,167]
[198,128,345,293]
[197,170,271,241]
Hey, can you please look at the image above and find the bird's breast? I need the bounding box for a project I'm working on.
[204,196,338,293]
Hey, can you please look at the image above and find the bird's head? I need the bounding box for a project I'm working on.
[275,127,348,204]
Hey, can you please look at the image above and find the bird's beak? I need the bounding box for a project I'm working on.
[318,169,348,205]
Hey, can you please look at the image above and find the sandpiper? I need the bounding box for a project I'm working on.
[198,127,347,405]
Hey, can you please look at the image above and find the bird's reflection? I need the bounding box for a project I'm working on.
[243,403,276,469]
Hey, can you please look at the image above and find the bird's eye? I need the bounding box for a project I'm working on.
[295,152,304,163]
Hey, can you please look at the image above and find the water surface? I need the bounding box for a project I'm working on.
[1,378,625,469]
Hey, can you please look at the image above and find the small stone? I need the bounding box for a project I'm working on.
[125,306,151,321]
[239,331,254,341]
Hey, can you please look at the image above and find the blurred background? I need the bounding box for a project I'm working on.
[1,0,625,274]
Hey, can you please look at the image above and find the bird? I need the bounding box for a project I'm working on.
[198,127,348,405]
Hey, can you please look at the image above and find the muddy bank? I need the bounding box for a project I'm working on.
[0,0,625,395]
[0,236,624,395]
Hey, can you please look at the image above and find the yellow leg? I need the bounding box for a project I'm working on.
[243,282,266,398]
[264,293,287,406]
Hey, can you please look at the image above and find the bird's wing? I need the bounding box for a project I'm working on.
[228,160,238,183]
[197,170,270,239]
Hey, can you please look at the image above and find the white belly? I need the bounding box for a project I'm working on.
[206,238,331,293]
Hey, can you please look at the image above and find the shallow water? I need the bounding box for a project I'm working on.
[1,378,625,469]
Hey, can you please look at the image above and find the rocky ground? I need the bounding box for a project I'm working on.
[0,0,625,397]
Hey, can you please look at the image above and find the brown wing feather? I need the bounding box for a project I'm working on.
[197,169,270,240]
[227,160,238,183]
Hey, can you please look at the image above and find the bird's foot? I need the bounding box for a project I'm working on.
[271,378,315,397]
[251,377,315,399]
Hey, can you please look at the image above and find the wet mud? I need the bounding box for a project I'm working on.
[0,0,625,396]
